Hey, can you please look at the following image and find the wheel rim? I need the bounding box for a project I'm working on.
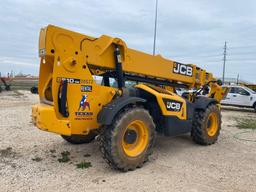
[122,120,149,157]
[207,112,218,137]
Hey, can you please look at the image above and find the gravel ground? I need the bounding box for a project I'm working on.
[0,91,256,192]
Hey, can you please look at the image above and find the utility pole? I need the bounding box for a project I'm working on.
[236,74,239,85]
[222,41,227,83]
[153,0,158,55]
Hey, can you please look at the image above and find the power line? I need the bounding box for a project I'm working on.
[170,49,256,59]
[166,44,256,58]
[229,45,256,49]
[171,53,222,58]
[227,51,256,56]
[225,58,256,61]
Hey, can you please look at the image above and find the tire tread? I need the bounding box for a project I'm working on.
[99,107,156,171]
[191,104,221,145]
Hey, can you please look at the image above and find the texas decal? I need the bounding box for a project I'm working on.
[78,94,90,111]
[75,94,93,118]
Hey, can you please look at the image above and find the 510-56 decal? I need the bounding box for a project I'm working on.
[56,77,93,85]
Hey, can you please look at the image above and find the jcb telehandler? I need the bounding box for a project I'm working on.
[32,25,227,171]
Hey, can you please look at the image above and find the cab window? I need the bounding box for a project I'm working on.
[229,87,236,93]
[229,87,250,96]
[236,88,250,96]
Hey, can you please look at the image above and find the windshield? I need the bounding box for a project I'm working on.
[244,86,256,94]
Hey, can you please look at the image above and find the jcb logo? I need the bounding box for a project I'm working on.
[167,102,181,111]
[163,99,182,112]
[173,62,193,77]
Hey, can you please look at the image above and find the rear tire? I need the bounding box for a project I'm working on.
[191,104,221,145]
[61,132,96,144]
[253,103,256,113]
[99,107,156,171]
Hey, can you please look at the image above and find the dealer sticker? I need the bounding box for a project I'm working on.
[81,85,92,92]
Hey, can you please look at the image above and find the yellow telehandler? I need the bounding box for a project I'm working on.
[32,25,228,171]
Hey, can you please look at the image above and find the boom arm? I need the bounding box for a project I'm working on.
[39,25,215,90]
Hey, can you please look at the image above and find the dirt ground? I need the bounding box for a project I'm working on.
[0,91,256,192]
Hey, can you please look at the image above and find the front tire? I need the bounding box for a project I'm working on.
[61,132,97,144]
[191,104,221,145]
[99,107,156,171]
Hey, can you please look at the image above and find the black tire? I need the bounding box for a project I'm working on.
[253,103,256,113]
[61,132,97,144]
[191,104,221,145]
[99,107,156,172]
[30,86,38,94]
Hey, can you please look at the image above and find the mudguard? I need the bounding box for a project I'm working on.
[97,96,146,125]
[194,96,217,110]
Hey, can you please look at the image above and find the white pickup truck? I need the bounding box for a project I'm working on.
[221,85,256,112]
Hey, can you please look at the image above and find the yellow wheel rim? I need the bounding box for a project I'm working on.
[122,120,149,157]
[207,112,218,137]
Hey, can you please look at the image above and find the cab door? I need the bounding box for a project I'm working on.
[222,87,237,105]
[235,87,251,106]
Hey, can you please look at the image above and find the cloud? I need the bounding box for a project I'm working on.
[0,56,39,75]
[0,57,38,67]
[0,0,255,82]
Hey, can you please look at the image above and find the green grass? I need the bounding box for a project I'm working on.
[58,151,71,163]
[235,118,256,129]
[7,80,38,91]
[32,157,42,162]
[76,161,92,169]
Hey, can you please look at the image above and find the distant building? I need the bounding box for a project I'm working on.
[15,73,38,79]
[218,77,256,91]
[218,77,252,85]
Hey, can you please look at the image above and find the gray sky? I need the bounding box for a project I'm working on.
[1,0,256,83]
